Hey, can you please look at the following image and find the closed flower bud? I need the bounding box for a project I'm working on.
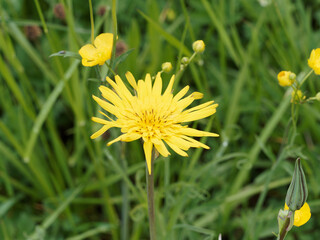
[181,57,189,65]
[277,71,295,87]
[192,40,205,53]
[291,90,305,103]
[161,62,172,73]
[285,158,308,212]
[315,92,320,101]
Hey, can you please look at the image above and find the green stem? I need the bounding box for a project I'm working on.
[33,0,48,33]
[298,69,313,87]
[147,150,157,240]
[120,143,129,240]
[105,61,117,77]
[110,0,118,69]
[89,0,95,44]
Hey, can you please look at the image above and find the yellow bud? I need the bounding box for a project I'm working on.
[316,92,320,101]
[166,8,176,21]
[161,62,173,73]
[192,40,205,53]
[277,71,295,87]
[291,90,305,103]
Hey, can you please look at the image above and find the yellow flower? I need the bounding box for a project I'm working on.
[192,40,205,53]
[79,33,113,67]
[291,90,305,103]
[285,202,311,227]
[308,48,320,74]
[277,71,295,87]
[91,72,219,174]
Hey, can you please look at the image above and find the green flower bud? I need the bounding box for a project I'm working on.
[285,158,308,212]
[192,40,205,53]
[289,73,296,81]
[315,92,320,101]
[181,57,189,65]
[161,62,172,73]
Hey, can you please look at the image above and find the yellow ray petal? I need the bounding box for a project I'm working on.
[121,133,141,142]
[114,75,134,100]
[90,125,111,139]
[163,75,175,97]
[137,79,147,100]
[92,95,118,116]
[176,96,194,111]
[191,92,203,100]
[181,135,210,149]
[126,71,137,90]
[166,136,191,151]
[152,139,170,157]
[99,111,113,121]
[184,101,215,114]
[179,127,219,137]
[180,106,217,122]
[145,74,152,95]
[99,86,124,107]
[107,134,125,146]
[165,140,188,157]
[152,72,162,96]
[143,141,153,175]
[173,85,189,102]
[91,117,110,125]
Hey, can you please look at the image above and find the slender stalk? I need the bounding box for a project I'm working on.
[147,150,157,240]
[89,0,94,44]
[120,143,129,240]
[110,0,118,69]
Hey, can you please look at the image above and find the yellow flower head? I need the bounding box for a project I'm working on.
[277,71,295,87]
[79,33,113,67]
[284,202,311,227]
[308,48,320,75]
[291,90,305,103]
[91,72,219,174]
[192,40,205,53]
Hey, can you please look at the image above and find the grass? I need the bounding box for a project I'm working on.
[1,0,320,239]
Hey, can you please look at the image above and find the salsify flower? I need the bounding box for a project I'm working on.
[79,33,113,67]
[91,72,219,174]
[308,48,320,74]
[284,202,311,227]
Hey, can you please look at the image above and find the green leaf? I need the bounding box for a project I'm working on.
[49,50,81,60]
[113,49,135,68]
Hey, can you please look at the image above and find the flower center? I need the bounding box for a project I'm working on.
[136,108,169,141]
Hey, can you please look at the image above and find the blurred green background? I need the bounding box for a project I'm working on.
[0,0,320,239]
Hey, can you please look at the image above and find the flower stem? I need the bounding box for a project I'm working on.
[147,150,157,240]
[88,0,94,44]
